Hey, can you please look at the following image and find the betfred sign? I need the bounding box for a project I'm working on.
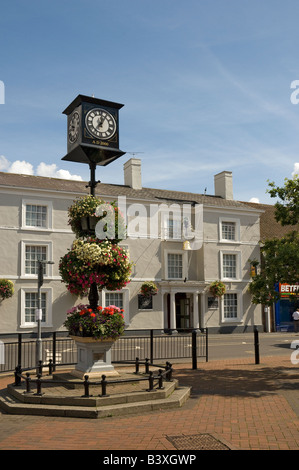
[279,283,299,297]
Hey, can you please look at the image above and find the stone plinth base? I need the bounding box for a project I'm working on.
[70,336,118,379]
[70,368,119,379]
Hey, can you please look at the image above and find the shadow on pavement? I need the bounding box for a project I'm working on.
[173,364,299,399]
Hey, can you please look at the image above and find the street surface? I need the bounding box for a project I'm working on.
[207,331,298,361]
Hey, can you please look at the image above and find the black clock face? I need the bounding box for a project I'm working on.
[68,111,80,143]
[85,108,116,140]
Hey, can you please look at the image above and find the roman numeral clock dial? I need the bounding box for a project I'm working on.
[68,111,80,143]
[85,108,116,140]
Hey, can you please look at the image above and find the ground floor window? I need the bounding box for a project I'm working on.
[25,292,47,323]
[223,293,238,319]
[20,288,52,328]
[105,292,124,309]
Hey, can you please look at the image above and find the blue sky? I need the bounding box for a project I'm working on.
[1,0,299,203]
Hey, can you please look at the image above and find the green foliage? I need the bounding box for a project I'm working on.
[249,175,299,305]
[60,195,131,298]
[59,238,132,297]
[68,195,126,242]
[249,231,299,305]
[267,175,299,226]
[209,280,226,297]
[64,304,125,340]
[140,281,158,297]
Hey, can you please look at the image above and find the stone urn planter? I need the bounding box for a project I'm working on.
[64,304,125,379]
[70,336,118,378]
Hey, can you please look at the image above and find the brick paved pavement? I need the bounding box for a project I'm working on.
[0,355,298,451]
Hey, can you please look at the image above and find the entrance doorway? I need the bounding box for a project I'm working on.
[175,293,191,329]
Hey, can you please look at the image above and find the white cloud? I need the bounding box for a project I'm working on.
[249,197,260,203]
[0,157,82,181]
[36,162,82,181]
[292,162,299,177]
[9,160,34,175]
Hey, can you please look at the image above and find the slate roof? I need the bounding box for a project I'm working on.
[2,171,296,241]
[0,171,256,210]
[243,201,299,241]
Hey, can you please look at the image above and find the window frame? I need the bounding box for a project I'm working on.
[20,241,53,278]
[220,250,241,281]
[219,217,240,243]
[21,199,53,231]
[20,287,53,328]
[102,288,129,326]
[221,291,243,323]
[165,250,188,280]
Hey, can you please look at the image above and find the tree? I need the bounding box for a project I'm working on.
[249,231,299,305]
[267,174,299,226]
[249,175,299,305]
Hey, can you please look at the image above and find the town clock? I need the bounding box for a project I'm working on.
[62,94,125,167]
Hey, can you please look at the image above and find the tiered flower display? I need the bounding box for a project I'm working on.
[59,195,132,339]
[59,238,131,296]
[67,194,126,242]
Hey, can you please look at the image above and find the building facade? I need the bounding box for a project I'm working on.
[245,202,299,332]
[0,158,263,334]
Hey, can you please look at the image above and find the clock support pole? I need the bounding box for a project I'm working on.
[86,161,100,197]
[86,161,100,309]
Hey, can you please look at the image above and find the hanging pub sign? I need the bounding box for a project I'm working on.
[138,294,153,310]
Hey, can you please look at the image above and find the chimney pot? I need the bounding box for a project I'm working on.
[214,171,233,200]
[124,158,142,190]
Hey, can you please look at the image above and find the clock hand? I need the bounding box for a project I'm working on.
[97,116,104,129]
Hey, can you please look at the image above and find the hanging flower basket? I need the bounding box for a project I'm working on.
[67,195,126,242]
[209,281,226,298]
[0,279,14,300]
[59,238,132,297]
[64,304,125,340]
[140,281,158,297]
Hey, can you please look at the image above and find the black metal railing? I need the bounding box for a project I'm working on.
[0,328,208,374]
[13,358,174,398]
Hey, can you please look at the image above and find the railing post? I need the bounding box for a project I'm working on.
[135,357,140,374]
[147,371,154,391]
[205,328,209,362]
[14,365,22,386]
[101,374,108,397]
[17,333,22,369]
[25,373,32,393]
[150,330,154,363]
[52,332,57,372]
[145,358,150,374]
[254,327,260,364]
[35,373,43,396]
[82,375,90,397]
[166,362,173,381]
[158,369,164,389]
[192,330,197,370]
